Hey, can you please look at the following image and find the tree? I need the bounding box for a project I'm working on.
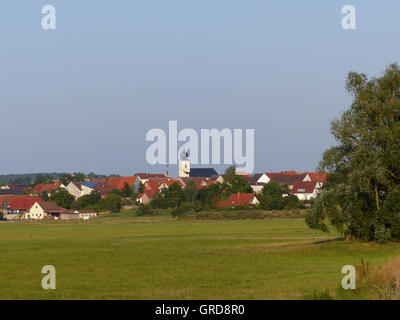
[223,166,236,184]
[41,191,49,201]
[97,194,122,212]
[76,191,101,209]
[167,182,184,208]
[73,172,86,181]
[183,180,198,203]
[122,182,133,198]
[259,182,297,210]
[32,174,53,187]
[49,189,74,209]
[59,174,74,186]
[306,63,400,242]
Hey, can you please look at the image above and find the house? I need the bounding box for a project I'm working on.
[135,173,168,184]
[26,201,69,220]
[136,191,155,205]
[74,210,97,220]
[189,168,218,178]
[1,184,27,192]
[92,181,113,196]
[65,181,97,199]
[2,196,43,220]
[255,171,310,189]
[306,172,328,184]
[107,176,140,192]
[31,183,64,197]
[218,193,259,208]
[61,209,97,220]
[179,177,215,189]
[290,181,323,201]
[242,176,264,194]
[0,189,24,196]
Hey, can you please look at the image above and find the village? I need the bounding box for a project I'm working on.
[0,155,327,221]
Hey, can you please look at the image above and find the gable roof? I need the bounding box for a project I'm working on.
[92,181,113,196]
[189,168,218,178]
[31,201,69,213]
[135,173,168,180]
[80,181,99,189]
[32,183,61,194]
[291,181,320,194]
[180,177,215,189]
[9,197,43,210]
[108,176,138,190]
[218,193,257,208]
[265,173,307,186]
[305,172,328,183]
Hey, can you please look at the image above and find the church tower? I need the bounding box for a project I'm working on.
[179,150,190,178]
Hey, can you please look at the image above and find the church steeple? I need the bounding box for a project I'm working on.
[178,150,190,178]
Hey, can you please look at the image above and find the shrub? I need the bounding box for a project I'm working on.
[137,204,157,216]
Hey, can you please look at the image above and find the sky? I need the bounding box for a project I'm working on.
[0,1,399,176]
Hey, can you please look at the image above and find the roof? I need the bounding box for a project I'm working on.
[189,168,218,178]
[0,190,24,195]
[242,175,261,186]
[32,183,61,194]
[291,181,320,194]
[32,201,69,213]
[135,173,168,180]
[137,189,156,200]
[218,193,257,208]
[7,185,27,192]
[9,197,43,210]
[305,172,328,183]
[180,177,215,189]
[266,173,307,186]
[143,179,183,195]
[74,210,97,214]
[80,181,99,189]
[107,176,138,190]
[93,181,113,196]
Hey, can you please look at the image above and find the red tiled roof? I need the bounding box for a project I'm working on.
[107,176,137,191]
[9,197,43,210]
[32,183,61,194]
[135,173,168,180]
[291,181,320,194]
[179,177,216,189]
[137,189,157,200]
[218,193,257,208]
[93,181,113,196]
[305,172,328,183]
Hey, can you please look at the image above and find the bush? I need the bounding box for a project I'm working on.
[137,204,157,216]
[97,194,122,212]
[172,202,194,217]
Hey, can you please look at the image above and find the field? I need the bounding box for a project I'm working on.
[1,213,400,300]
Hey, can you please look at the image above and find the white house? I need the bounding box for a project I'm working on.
[290,181,323,201]
[25,201,68,220]
[65,182,96,199]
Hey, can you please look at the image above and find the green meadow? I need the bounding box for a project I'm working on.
[1,213,399,300]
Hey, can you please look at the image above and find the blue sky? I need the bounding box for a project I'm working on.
[0,1,399,176]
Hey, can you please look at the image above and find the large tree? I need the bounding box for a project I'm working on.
[306,63,400,242]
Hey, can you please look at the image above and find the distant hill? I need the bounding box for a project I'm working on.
[0,172,109,185]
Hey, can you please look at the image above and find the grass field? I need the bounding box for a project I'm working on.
[1,214,399,300]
